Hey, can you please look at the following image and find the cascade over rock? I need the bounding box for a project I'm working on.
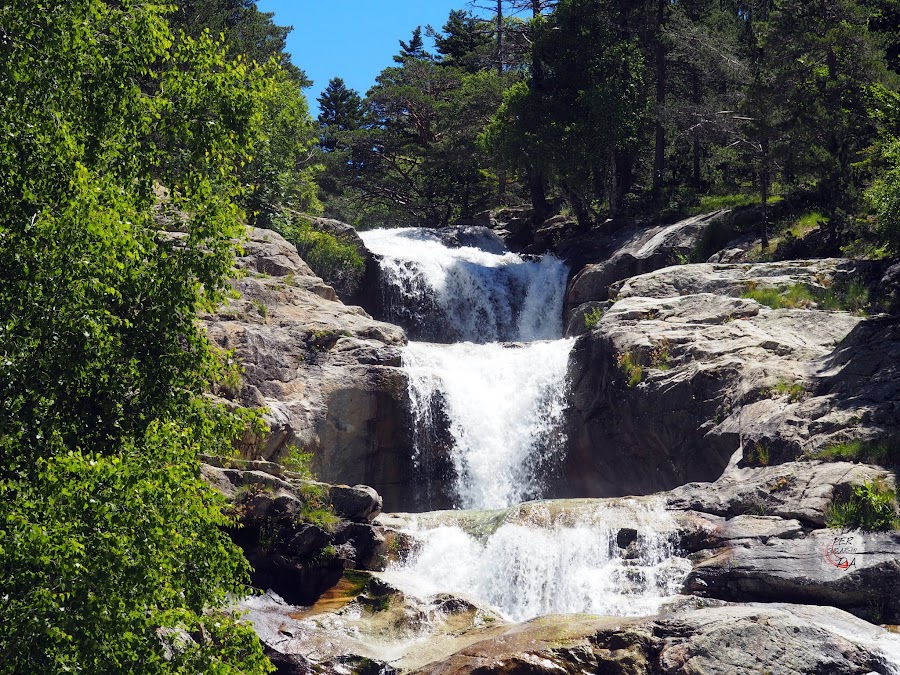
[216,219,900,674]
[359,226,573,511]
[359,226,568,344]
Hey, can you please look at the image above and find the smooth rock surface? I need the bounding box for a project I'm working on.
[562,284,863,498]
[565,211,728,315]
[685,528,900,623]
[668,460,895,526]
[409,604,900,675]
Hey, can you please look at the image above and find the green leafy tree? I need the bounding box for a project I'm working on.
[0,1,279,672]
[170,0,311,85]
[335,59,506,226]
[241,68,323,227]
[866,132,900,252]
[394,26,428,63]
[431,9,495,73]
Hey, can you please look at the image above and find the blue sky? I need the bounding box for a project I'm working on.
[256,1,487,113]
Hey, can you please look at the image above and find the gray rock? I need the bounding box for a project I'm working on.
[668,461,895,527]
[561,286,861,499]
[334,522,388,571]
[409,604,900,675]
[685,529,900,623]
[565,211,728,314]
[560,258,900,502]
[202,227,418,510]
[611,258,852,301]
[330,484,383,523]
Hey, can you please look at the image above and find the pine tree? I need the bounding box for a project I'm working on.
[394,26,428,63]
[317,78,365,151]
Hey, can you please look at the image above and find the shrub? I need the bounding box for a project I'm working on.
[649,340,671,370]
[826,479,899,531]
[282,446,315,478]
[741,281,869,314]
[771,378,807,403]
[745,442,771,467]
[280,447,341,532]
[617,351,643,387]
[272,217,365,297]
[812,438,900,467]
[583,306,604,330]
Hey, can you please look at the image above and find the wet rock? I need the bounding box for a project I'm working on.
[240,581,508,674]
[410,604,900,675]
[433,225,508,254]
[334,522,388,572]
[617,527,638,549]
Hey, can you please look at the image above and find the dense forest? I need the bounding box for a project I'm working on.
[317,0,900,260]
[1,0,900,673]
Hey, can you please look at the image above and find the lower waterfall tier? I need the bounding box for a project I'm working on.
[380,499,691,622]
[403,339,574,510]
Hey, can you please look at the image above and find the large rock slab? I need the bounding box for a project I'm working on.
[610,258,854,303]
[668,460,895,527]
[559,257,900,501]
[685,528,900,623]
[565,211,728,316]
[410,604,900,675]
[561,283,862,498]
[202,227,416,509]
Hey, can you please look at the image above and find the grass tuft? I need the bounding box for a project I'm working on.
[826,479,899,531]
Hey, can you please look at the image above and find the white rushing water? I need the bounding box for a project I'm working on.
[381,501,692,622]
[358,227,695,624]
[361,226,573,510]
[359,227,568,343]
[404,339,573,509]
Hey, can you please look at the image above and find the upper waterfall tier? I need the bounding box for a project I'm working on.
[359,227,569,343]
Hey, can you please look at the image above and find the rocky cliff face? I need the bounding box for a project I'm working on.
[201,227,415,508]
[561,258,899,499]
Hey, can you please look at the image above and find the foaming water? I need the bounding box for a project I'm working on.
[359,227,568,343]
[404,339,573,509]
[382,501,692,622]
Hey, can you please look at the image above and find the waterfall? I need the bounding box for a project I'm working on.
[360,228,691,623]
[359,226,571,510]
[404,340,572,509]
[381,501,692,622]
[360,227,568,343]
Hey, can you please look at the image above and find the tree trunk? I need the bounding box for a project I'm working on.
[652,0,666,200]
[528,168,549,224]
[527,0,548,224]
[760,137,770,251]
[562,183,591,230]
[691,69,701,188]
